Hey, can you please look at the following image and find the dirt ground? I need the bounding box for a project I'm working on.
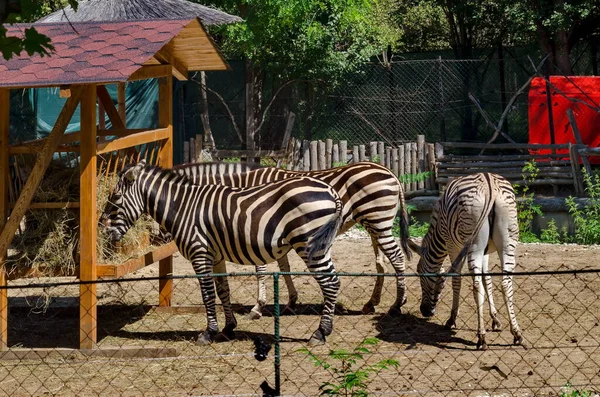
[2,230,600,397]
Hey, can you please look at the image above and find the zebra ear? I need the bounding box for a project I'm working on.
[123,160,146,182]
[407,239,424,257]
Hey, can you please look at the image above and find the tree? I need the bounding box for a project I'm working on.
[0,0,76,60]
[202,0,395,148]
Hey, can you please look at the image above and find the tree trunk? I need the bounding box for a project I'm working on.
[199,72,215,150]
[244,58,264,154]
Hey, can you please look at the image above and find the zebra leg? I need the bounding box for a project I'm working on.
[278,255,299,314]
[497,245,525,347]
[445,251,464,329]
[213,261,237,339]
[482,254,502,331]
[246,264,268,320]
[195,263,220,346]
[468,251,488,350]
[362,236,385,314]
[370,231,407,316]
[308,269,340,346]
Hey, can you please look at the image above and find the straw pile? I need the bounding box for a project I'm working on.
[7,157,164,278]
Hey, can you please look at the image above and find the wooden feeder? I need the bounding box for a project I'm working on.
[0,18,229,349]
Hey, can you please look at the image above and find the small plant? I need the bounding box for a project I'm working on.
[298,337,399,396]
[222,157,241,163]
[539,219,565,244]
[333,161,347,168]
[560,382,594,397]
[565,172,600,245]
[408,217,429,238]
[516,160,543,243]
[370,155,381,164]
[260,157,277,167]
[398,171,433,185]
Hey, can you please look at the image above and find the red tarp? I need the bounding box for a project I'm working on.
[528,76,600,162]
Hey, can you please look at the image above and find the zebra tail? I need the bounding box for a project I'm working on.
[307,198,344,263]
[398,186,412,261]
[449,183,498,274]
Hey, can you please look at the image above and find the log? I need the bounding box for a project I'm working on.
[292,139,302,170]
[318,140,326,170]
[437,160,572,168]
[332,143,339,166]
[352,146,359,163]
[183,141,190,163]
[417,135,425,190]
[303,140,310,171]
[440,142,571,150]
[369,141,377,162]
[391,148,399,177]
[339,141,347,164]
[436,177,574,186]
[325,139,333,169]
[310,141,318,170]
[386,147,392,169]
[195,134,203,163]
[359,145,366,162]
[437,153,571,162]
[189,137,196,164]
[378,141,385,166]
[411,142,418,191]
[404,144,410,191]
[398,146,405,180]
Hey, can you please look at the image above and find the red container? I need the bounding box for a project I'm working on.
[528,76,600,163]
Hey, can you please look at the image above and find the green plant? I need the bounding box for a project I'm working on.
[222,157,241,163]
[370,155,381,164]
[298,337,399,396]
[333,161,347,168]
[516,160,543,243]
[398,171,433,185]
[565,172,600,245]
[560,382,594,397]
[260,157,277,167]
[408,217,429,238]
[539,219,565,244]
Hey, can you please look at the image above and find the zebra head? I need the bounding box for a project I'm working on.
[411,239,447,318]
[101,160,147,242]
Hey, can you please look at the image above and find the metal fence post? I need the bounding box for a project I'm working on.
[274,272,281,396]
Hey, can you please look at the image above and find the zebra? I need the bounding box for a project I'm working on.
[173,161,412,318]
[101,160,344,346]
[408,172,525,350]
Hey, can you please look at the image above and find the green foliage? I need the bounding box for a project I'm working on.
[370,155,381,164]
[516,161,543,243]
[298,337,399,396]
[539,219,566,244]
[408,217,429,238]
[1,0,78,60]
[222,157,241,163]
[398,171,432,184]
[565,172,600,245]
[332,161,347,168]
[260,157,277,167]
[560,382,594,397]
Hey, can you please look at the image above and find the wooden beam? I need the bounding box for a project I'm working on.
[96,85,125,130]
[214,149,285,158]
[117,83,126,125]
[128,65,172,82]
[96,128,170,155]
[0,87,83,266]
[9,202,79,209]
[79,84,98,350]
[97,242,178,278]
[0,88,10,350]
[59,86,71,98]
[154,51,188,81]
[157,73,174,307]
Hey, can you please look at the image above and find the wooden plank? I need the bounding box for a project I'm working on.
[438,160,572,168]
[436,177,574,186]
[437,153,571,162]
[318,140,326,170]
[214,149,285,158]
[0,89,9,350]
[325,139,333,169]
[0,87,82,266]
[128,65,172,82]
[399,146,405,179]
[0,347,177,360]
[97,242,179,278]
[566,108,593,177]
[79,84,98,350]
[568,142,583,195]
[441,142,571,150]
[339,141,347,164]
[155,49,188,81]
[9,202,79,209]
[417,135,425,190]
[117,83,126,125]
[96,85,125,130]
[426,143,436,190]
[158,73,174,307]
[96,128,170,155]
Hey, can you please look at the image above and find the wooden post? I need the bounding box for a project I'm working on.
[317,140,326,170]
[332,143,339,166]
[339,141,347,164]
[359,145,366,162]
[385,147,392,169]
[411,142,418,191]
[325,139,333,169]
[568,142,583,195]
[302,140,310,171]
[399,146,405,184]
[277,112,296,168]
[293,139,302,170]
[310,141,318,170]
[369,141,377,162]
[378,141,385,166]
[352,145,359,163]
[0,89,9,350]
[195,134,203,162]
[417,135,425,190]
[404,144,411,192]
[567,109,593,177]
[189,137,196,164]
[117,82,126,125]
[427,143,436,190]
[158,72,174,307]
[183,141,190,163]
[80,84,98,349]
[391,148,399,177]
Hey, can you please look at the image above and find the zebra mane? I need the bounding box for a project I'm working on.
[173,161,264,173]
[124,163,192,186]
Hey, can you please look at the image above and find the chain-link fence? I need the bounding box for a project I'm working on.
[2,242,599,396]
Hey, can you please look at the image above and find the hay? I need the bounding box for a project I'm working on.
[7,157,166,278]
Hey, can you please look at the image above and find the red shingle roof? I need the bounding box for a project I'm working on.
[0,19,193,88]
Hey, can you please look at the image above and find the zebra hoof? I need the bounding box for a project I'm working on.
[308,329,326,346]
[245,310,262,321]
[361,302,376,315]
[476,336,488,350]
[197,329,217,346]
[387,305,402,317]
[491,318,502,331]
[445,318,456,329]
[514,334,526,349]
[282,303,296,315]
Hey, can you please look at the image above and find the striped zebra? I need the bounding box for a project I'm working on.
[174,161,412,318]
[101,160,343,346]
[408,173,524,350]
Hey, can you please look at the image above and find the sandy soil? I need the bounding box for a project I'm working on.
[2,231,600,397]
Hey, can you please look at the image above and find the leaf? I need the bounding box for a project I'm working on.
[23,27,54,57]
